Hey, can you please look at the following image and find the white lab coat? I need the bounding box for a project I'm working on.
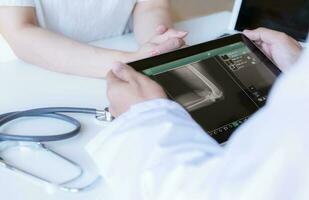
[87,48,309,200]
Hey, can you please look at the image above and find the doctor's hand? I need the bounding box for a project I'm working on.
[244,28,302,72]
[135,25,188,59]
[106,62,167,117]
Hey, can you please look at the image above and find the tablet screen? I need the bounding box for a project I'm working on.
[129,34,280,143]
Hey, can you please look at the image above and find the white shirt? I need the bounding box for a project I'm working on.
[0,0,148,42]
[87,48,309,200]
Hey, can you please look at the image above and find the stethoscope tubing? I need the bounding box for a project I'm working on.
[0,107,97,142]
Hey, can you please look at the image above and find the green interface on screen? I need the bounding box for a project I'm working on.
[143,42,250,76]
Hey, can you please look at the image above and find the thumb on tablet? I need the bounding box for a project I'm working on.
[111,62,138,82]
[244,28,286,44]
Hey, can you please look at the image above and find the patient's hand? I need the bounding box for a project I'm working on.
[106,62,167,117]
[135,25,188,59]
[244,28,302,72]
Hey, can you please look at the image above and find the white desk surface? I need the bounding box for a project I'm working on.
[0,11,231,200]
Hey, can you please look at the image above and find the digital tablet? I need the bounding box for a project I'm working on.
[128,34,281,144]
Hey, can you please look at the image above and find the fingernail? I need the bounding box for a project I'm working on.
[151,50,160,56]
[156,25,164,30]
[177,31,188,37]
[112,62,124,74]
[156,25,167,34]
[178,31,188,34]
[151,51,157,56]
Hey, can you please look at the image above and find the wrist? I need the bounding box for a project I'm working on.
[123,51,145,63]
[118,51,136,63]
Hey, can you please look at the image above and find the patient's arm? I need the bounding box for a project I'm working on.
[0,7,144,78]
[0,6,187,78]
[133,0,188,55]
[133,0,174,44]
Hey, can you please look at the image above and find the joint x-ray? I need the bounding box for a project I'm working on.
[154,62,224,111]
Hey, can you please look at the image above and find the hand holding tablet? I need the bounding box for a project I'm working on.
[244,28,302,71]
[106,62,167,117]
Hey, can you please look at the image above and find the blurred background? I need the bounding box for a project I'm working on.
[171,0,234,21]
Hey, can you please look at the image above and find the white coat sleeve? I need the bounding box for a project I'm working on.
[86,99,223,200]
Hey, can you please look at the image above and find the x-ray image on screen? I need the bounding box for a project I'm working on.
[137,40,280,143]
[153,63,224,111]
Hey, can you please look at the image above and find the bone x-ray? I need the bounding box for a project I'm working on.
[153,63,224,111]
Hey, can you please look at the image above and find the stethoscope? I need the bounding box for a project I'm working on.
[0,107,113,193]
